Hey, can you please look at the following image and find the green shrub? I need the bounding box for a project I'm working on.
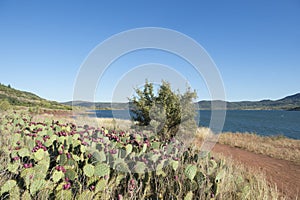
[130,80,198,142]
[0,99,11,111]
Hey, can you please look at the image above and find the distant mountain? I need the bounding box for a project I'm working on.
[288,107,300,111]
[63,93,300,110]
[197,93,300,110]
[62,101,130,110]
[0,83,70,110]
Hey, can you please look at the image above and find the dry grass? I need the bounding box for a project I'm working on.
[213,154,284,200]
[31,110,133,131]
[73,116,133,130]
[219,132,300,164]
[194,127,300,164]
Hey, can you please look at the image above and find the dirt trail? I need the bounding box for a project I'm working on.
[212,143,300,200]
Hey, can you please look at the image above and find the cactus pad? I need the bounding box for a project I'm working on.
[83,164,94,178]
[65,169,77,181]
[184,191,193,200]
[184,164,197,181]
[94,163,110,177]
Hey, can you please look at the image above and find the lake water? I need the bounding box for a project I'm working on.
[90,110,300,139]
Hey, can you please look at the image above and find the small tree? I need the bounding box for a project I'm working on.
[0,99,11,111]
[130,80,155,126]
[130,80,197,142]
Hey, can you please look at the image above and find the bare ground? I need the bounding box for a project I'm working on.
[212,143,300,200]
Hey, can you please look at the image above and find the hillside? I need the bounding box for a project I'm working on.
[197,93,300,110]
[288,107,300,111]
[64,93,300,110]
[0,84,70,110]
[63,101,130,110]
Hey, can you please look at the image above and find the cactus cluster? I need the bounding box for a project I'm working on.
[0,112,228,199]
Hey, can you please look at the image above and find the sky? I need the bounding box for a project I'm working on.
[0,0,299,102]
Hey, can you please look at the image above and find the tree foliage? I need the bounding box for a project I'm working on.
[130,80,198,142]
[0,99,11,111]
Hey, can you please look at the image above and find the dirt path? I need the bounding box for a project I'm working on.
[212,143,300,200]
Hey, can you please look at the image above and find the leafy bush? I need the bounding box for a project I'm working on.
[130,80,198,142]
[0,99,11,111]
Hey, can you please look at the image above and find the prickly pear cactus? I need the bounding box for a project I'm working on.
[0,180,17,195]
[125,144,133,156]
[52,170,64,183]
[65,169,77,180]
[184,164,197,181]
[83,164,94,177]
[94,163,110,177]
[95,178,107,192]
[184,191,194,200]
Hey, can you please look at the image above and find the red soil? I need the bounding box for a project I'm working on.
[212,143,300,200]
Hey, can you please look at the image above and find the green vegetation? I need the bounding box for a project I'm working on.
[130,80,197,142]
[288,107,300,111]
[0,83,71,110]
[0,112,281,199]
[0,99,11,111]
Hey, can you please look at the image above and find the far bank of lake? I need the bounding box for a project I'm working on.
[88,110,300,139]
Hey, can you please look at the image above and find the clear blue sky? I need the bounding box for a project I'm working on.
[0,0,299,102]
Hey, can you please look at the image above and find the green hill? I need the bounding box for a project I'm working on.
[64,93,300,110]
[197,93,300,110]
[0,83,70,110]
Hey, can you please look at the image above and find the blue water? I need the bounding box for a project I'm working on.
[90,110,300,139]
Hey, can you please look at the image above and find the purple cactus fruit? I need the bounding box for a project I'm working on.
[110,149,117,154]
[174,175,179,181]
[23,163,31,168]
[13,156,20,161]
[63,183,71,190]
[118,194,123,200]
[90,185,95,191]
[15,146,21,150]
[66,153,71,159]
[173,157,179,161]
[130,179,135,185]
[59,150,63,155]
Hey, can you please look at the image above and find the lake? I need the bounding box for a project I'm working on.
[90,110,300,139]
